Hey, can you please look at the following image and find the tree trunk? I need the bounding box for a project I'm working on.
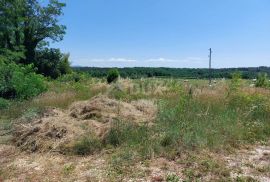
[23,28,38,64]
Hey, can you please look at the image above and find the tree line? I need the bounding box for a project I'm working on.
[74,67,270,79]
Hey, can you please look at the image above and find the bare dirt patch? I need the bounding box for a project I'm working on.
[0,144,108,182]
[226,143,270,182]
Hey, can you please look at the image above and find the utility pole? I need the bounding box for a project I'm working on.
[209,48,212,86]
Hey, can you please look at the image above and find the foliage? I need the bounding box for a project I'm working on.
[0,0,68,78]
[57,72,86,82]
[229,72,242,92]
[0,98,10,110]
[107,69,120,84]
[35,48,71,78]
[74,66,270,79]
[0,62,47,99]
[0,48,25,64]
[256,72,269,88]
[0,0,66,64]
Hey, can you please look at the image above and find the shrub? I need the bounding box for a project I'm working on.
[256,73,268,88]
[229,72,242,92]
[0,62,47,99]
[107,69,120,84]
[58,72,84,82]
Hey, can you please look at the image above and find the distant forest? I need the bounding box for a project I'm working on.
[73,67,270,79]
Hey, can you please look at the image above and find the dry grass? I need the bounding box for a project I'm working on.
[13,95,157,153]
[1,77,270,181]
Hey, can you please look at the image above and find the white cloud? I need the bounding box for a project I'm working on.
[107,58,137,62]
[145,58,178,63]
[71,56,208,68]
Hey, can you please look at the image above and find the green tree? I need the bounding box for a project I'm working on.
[35,48,71,79]
[0,0,66,64]
[107,69,120,84]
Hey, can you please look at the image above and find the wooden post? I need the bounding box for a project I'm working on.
[209,48,212,86]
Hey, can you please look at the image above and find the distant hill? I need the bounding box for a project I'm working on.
[73,66,270,79]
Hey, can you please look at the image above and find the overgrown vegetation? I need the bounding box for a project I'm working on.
[0,62,47,99]
[0,77,270,181]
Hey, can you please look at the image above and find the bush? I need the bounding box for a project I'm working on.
[107,69,120,84]
[58,72,87,83]
[256,73,269,88]
[229,72,242,92]
[0,62,47,99]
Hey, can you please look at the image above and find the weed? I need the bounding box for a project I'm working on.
[62,163,75,175]
[166,173,180,182]
[20,107,42,122]
[72,135,102,155]
[235,176,258,182]
[108,148,137,178]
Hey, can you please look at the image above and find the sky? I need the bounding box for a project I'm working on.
[53,0,270,68]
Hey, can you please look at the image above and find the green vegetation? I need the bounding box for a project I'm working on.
[1,1,269,181]
[0,98,10,110]
[36,48,72,79]
[0,0,70,79]
[256,72,269,88]
[0,62,47,99]
[107,68,120,83]
[166,173,180,182]
[0,0,71,103]
[74,66,270,79]
[0,77,270,181]
[0,0,66,63]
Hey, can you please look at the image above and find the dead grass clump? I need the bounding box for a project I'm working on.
[193,85,228,104]
[13,109,82,153]
[13,95,157,153]
[69,95,157,124]
[32,91,77,109]
[90,82,109,95]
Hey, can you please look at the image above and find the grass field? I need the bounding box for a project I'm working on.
[0,77,270,181]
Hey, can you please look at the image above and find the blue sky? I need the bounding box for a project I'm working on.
[53,0,270,68]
